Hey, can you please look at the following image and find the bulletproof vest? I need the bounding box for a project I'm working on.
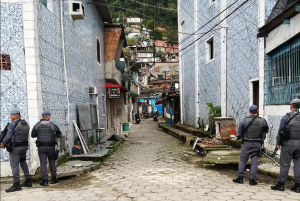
[243,116,263,141]
[286,112,300,139]
[36,121,55,143]
[11,120,30,143]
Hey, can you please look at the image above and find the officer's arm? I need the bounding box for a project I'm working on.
[53,124,62,138]
[237,119,246,139]
[31,124,38,138]
[2,121,16,146]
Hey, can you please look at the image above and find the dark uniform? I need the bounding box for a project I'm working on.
[271,98,300,192]
[1,110,31,193]
[233,105,269,185]
[31,111,62,186]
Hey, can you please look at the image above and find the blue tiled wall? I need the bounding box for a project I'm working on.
[180,0,277,128]
[180,0,196,127]
[37,0,106,151]
[0,3,28,161]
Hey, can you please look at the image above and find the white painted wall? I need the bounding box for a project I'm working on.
[220,0,227,117]
[194,0,200,127]
[258,0,265,118]
[266,13,300,53]
[23,0,43,175]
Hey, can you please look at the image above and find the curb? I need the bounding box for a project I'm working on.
[0,140,125,183]
[158,122,295,181]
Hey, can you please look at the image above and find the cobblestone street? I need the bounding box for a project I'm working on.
[1,120,299,201]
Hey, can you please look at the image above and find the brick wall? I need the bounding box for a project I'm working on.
[104,28,121,61]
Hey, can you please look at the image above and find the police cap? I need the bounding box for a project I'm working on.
[249,105,257,112]
[10,109,21,115]
[290,99,300,104]
[42,111,51,115]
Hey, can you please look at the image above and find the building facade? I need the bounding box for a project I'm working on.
[258,0,300,151]
[0,0,111,177]
[178,0,277,129]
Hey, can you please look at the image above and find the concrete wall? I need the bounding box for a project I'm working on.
[266,13,300,53]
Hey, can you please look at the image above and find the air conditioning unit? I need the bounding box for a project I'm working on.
[69,1,85,20]
[89,87,98,95]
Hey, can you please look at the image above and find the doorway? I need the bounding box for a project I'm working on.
[252,81,259,110]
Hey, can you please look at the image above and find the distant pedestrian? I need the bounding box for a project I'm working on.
[31,111,62,186]
[0,109,31,193]
[271,99,300,192]
[233,105,269,185]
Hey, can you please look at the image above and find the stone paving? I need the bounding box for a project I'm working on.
[1,120,299,201]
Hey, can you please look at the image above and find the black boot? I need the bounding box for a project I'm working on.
[21,178,32,187]
[249,179,258,186]
[40,179,49,186]
[5,182,22,193]
[233,177,243,184]
[51,177,59,184]
[291,183,300,193]
[271,182,285,191]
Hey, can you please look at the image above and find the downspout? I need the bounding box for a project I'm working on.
[60,0,70,152]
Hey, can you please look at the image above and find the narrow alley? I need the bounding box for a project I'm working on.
[1,120,299,201]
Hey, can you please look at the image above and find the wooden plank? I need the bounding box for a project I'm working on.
[73,120,89,154]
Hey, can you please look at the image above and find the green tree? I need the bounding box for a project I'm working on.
[150,30,163,40]
[146,20,154,30]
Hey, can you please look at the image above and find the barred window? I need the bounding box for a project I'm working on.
[0,54,11,71]
[267,36,300,104]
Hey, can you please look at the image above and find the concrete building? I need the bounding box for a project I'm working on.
[104,24,129,135]
[178,0,277,130]
[0,0,111,177]
[258,0,300,151]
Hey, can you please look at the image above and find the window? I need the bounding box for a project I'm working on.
[206,36,214,62]
[0,54,11,70]
[39,0,53,12]
[267,36,300,105]
[180,20,185,40]
[158,84,161,87]
[97,39,100,63]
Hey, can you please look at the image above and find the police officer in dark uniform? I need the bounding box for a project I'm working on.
[271,99,300,192]
[233,105,269,185]
[0,109,32,193]
[31,111,62,186]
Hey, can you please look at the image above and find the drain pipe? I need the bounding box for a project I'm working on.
[60,0,70,152]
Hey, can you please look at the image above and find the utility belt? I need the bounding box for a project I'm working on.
[243,139,262,143]
[11,142,28,147]
[36,141,56,147]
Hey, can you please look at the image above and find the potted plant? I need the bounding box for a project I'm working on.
[206,102,221,134]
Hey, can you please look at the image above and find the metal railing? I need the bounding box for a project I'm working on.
[267,35,300,104]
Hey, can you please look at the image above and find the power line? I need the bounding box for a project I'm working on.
[179,0,250,53]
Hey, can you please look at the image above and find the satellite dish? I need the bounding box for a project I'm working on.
[121,72,130,81]
[115,61,126,71]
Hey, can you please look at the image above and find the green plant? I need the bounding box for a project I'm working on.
[125,28,134,35]
[206,102,221,128]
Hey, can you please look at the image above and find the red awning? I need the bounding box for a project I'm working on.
[155,100,162,105]
[105,82,128,93]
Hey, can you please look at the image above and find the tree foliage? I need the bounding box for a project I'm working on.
[109,0,178,31]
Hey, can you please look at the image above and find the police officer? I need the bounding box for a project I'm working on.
[0,110,31,193]
[233,105,269,185]
[271,99,300,192]
[31,111,62,186]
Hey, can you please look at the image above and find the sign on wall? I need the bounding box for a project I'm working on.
[108,88,120,98]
